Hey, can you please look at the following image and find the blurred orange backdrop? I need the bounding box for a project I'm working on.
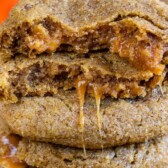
[0,0,18,24]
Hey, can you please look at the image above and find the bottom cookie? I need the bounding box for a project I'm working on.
[17,136,168,168]
[1,116,168,168]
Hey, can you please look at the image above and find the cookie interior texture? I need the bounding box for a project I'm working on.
[0,52,163,102]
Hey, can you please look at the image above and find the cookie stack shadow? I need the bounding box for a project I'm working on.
[1,0,168,167]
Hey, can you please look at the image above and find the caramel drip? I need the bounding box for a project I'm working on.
[0,135,27,168]
[91,84,104,150]
[111,27,165,75]
[75,79,88,156]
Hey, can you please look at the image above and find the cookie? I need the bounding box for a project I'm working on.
[2,89,168,149]
[0,0,168,75]
[0,52,156,102]
[17,136,168,168]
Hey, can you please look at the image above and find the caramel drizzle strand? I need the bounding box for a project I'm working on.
[75,79,88,156]
[92,84,104,150]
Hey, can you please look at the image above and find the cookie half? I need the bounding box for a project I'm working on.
[0,0,168,75]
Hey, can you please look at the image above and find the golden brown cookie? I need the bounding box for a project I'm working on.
[0,52,157,102]
[1,116,168,168]
[0,0,168,74]
[2,88,168,149]
[17,136,168,168]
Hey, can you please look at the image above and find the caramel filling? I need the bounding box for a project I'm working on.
[1,53,166,102]
[27,22,166,75]
[75,78,87,156]
[111,29,165,74]
[0,135,26,168]
[6,67,147,102]
[1,18,167,75]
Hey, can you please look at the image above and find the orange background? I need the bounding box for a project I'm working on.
[0,0,18,24]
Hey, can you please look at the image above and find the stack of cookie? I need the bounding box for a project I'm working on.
[0,0,168,167]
